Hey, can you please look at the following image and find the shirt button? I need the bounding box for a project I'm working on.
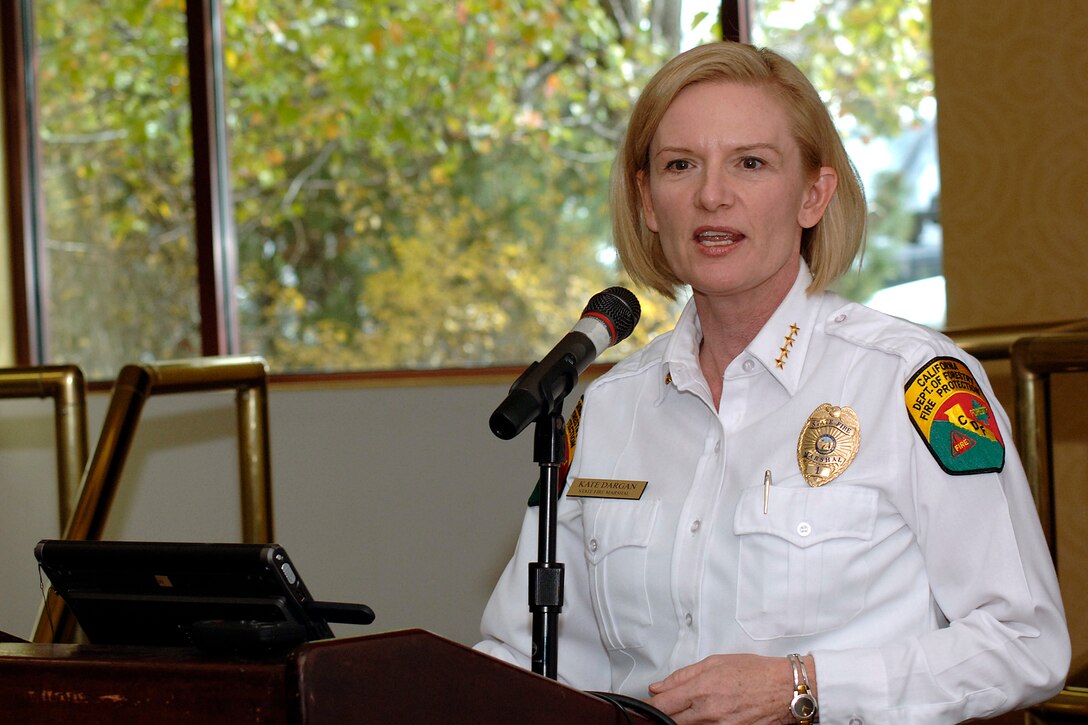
[797,522,812,537]
[684,612,693,627]
[714,441,721,453]
[690,520,701,533]
[848,718,864,725]
[589,539,598,552]
[742,358,755,372]
[835,313,847,323]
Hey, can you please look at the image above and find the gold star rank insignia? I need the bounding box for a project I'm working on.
[776,322,800,369]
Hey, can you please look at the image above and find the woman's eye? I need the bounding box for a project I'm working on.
[740,157,765,170]
[664,159,692,172]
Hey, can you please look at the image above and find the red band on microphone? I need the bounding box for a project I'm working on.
[582,311,618,345]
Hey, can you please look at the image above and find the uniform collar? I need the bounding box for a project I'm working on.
[741,260,821,395]
[658,297,701,396]
[661,261,820,397]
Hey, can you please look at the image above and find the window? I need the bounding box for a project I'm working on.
[7,0,722,378]
[4,1,939,378]
[33,2,200,376]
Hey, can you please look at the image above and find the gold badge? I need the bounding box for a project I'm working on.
[797,404,860,487]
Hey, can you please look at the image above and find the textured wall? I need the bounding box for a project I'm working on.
[933,0,1088,685]
[933,0,1088,329]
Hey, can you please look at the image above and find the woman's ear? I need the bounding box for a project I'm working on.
[798,166,838,229]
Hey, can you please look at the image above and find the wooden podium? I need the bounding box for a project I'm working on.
[0,629,652,723]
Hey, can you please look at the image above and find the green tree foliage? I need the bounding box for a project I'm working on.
[32,0,935,376]
[757,0,932,139]
[35,0,707,376]
[224,0,698,371]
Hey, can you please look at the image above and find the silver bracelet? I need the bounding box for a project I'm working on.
[787,653,818,724]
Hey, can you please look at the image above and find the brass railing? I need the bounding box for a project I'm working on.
[32,355,274,643]
[1010,332,1088,567]
[1027,688,1088,723]
[0,366,89,529]
[947,318,1088,361]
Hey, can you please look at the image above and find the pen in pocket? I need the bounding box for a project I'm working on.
[763,469,772,514]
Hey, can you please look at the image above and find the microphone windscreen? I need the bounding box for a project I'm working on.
[582,287,640,345]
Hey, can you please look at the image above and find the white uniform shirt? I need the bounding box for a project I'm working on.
[477,264,1069,723]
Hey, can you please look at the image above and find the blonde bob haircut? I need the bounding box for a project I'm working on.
[611,42,867,299]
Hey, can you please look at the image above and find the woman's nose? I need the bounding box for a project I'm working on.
[696,169,735,210]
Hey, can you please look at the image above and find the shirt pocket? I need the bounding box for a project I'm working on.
[582,499,661,650]
[733,482,878,639]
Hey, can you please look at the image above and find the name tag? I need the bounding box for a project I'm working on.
[566,478,647,500]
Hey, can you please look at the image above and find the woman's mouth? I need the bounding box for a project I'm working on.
[695,228,743,247]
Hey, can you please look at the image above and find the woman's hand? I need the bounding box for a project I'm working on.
[647,653,811,724]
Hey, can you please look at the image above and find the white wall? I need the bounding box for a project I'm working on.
[0,377,569,645]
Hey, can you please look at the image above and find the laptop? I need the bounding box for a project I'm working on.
[35,539,374,650]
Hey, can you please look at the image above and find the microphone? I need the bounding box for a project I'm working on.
[489,287,641,440]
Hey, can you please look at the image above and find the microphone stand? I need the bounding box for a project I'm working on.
[526,359,576,680]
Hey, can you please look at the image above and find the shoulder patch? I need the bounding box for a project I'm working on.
[528,395,584,507]
[904,356,1005,475]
